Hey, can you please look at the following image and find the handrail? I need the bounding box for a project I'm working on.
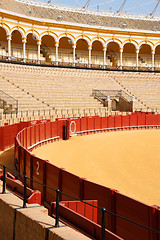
[1,163,160,239]
[92,89,133,102]
[0,90,18,114]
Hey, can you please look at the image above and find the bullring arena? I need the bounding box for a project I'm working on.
[0,0,160,239]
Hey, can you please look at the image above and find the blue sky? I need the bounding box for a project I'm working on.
[36,0,160,16]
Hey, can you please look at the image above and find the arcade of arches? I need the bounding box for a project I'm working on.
[1,27,160,70]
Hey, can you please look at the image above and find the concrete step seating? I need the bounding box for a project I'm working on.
[0,62,160,112]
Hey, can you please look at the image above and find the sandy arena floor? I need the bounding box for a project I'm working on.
[0,147,15,173]
[32,129,159,206]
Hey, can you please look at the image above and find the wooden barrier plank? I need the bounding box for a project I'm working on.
[116,192,151,240]
[83,179,115,232]
[61,169,82,201]
[45,162,60,203]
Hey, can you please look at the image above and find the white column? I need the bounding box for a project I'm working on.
[55,42,59,65]
[88,45,92,68]
[72,44,76,67]
[22,38,26,62]
[120,48,123,70]
[136,49,139,70]
[7,35,11,60]
[152,50,155,71]
[37,40,41,63]
[103,47,107,69]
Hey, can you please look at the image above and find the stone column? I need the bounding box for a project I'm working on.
[136,49,139,70]
[120,48,123,70]
[37,40,41,63]
[22,38,26,62]
[55,42,59,65]
[72,44,76,67]
[152,50,155,71]
[88,45,92,68]
[132,96,135,112]
[7,35,11,60]
[107,96,112,112]
[103,46,107,69]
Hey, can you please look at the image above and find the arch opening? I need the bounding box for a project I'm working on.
[59,37,73,64]
[76,39,89,65]
[92,40,103,67]
[11,30,23,59]
[123,43,136,67]
[26,33,38,61]
[107,42,120,67]
[155,45,160,68]
[41,35,55,63]
[0,27,8,58]
[139,44,152,68]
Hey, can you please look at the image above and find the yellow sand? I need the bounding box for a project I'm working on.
[33,129,160,206]
[0,147,15,173]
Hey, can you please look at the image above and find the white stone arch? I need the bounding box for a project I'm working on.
[106,38,122,49]
[58,33,75,45]
[122,40,138,50]
[91,37,105,48]
[75,35,91,46]
[0,24,10,36]
[154,42,160,51]
[139,41,154,51]
[10,27,25,39]
[40,31,57,42]
[26,30,40,41]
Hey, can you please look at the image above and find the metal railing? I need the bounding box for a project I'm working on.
[0,90,18,114]
[0,164,160,240]
[92,89,133,102]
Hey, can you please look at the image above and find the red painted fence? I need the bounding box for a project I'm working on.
[1,112,160,240]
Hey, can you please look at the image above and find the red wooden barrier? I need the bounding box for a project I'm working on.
[26,127,31,149]
[51,121,58,138]
[80,117,88,132]
[108,116,115,129]
[25,150,31,179]
[13,113,160,240]
[35,124,40,143]
[61,169,82,201]
[0,127,4,151]
[51,200,98,223]
[30,125,36,147]
[146,114,159,126]
[129,113,138,127]
[114,115,122,128]
[19,146,25,175]
[115,192,157,240]
[69,118,81,135]
[45,122,51,139]
[58,204,124,240]
[137,113,146,127]
[95,116,101,130]
[83,179,116,232]
[158,208,160,240]
[101,117,108,129]
[45,162,60,203]
[122,115,130,129]
[39,124,45,142]
[88,116,95,131]
[32,156,46,200]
